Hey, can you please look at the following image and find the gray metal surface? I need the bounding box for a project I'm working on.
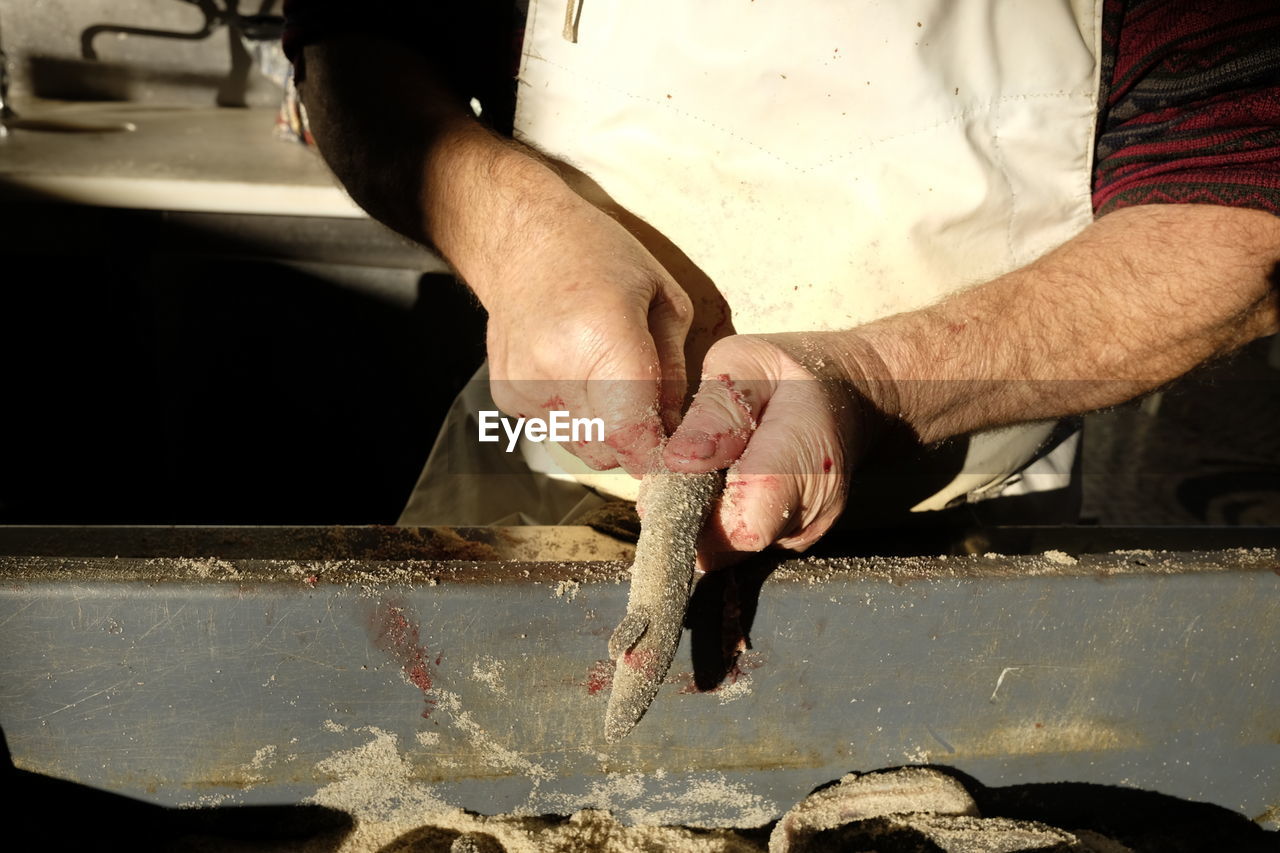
[0,533,1276,834]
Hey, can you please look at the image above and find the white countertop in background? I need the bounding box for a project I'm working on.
[0,100,365,218]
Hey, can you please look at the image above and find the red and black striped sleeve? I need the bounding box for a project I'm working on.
[1092,0,1280,217]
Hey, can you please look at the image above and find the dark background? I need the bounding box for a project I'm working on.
[0,202,486,523]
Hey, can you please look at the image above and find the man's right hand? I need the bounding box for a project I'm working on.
[300,37,693,475]
[472,169,695,476]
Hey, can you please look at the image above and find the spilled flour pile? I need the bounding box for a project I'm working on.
[306,724,766,852]
[301,727,1174,852]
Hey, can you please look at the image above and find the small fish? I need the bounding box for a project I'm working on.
[604,470,724,742]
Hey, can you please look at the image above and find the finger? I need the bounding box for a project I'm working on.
[558,401,621,471]
[665,340,774,472]
[587,350,667,478]
[648,285,693,433]
[566,435,622,470]
[705,471,798,553]
[536,386,624,471]
[588,282,691,474]
[713,383,848,552]
[490,379,620,470]
[663,373,760,471]
[602,407,667,477]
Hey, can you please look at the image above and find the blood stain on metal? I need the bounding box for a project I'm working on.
[583,659,614,695]
[726,650,766,683]
[680,649,767,695]
[369,599,440,718]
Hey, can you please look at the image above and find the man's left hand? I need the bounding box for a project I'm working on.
[662,333,887,558]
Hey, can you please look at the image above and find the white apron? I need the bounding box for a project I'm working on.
[402,0,1102,524]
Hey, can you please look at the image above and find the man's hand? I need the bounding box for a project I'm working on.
[664,204,1280,562]
[663,333,888,554]
[478,186,693,475]
[299,35,692,475]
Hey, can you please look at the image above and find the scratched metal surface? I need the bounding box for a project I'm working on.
[0,547,1277,830]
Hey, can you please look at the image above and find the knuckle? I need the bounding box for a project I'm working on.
[703,333,770,371]
[488,383,523,415]
[576,447,619,471]
[664,287,695,327]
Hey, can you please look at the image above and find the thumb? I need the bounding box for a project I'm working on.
[664,342,775,473]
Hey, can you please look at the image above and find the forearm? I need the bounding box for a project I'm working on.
[296,34,569,302]
[845,204,1280,443]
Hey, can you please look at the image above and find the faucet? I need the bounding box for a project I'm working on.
[80,0,284,108]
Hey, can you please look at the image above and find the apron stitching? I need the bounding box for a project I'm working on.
[988,97,1020,266]
[523,52,1092,176]
[807,94,1094,173]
